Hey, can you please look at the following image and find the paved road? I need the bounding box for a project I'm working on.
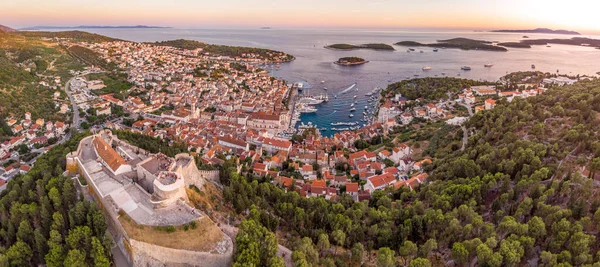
[458,101,473,151]
[65,77,82,131]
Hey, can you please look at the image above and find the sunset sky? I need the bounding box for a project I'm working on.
[3,0,600,33]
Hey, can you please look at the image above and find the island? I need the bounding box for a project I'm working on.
[395,38,508,52]
[491,28,580,35]
[325,43,395,51]
[497,42,532,48]
[521,37,600,48]
[334,57,369,66]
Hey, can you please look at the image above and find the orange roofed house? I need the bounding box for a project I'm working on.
[92,136,133,176]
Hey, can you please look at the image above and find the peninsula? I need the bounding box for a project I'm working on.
[491,28,580,35]
[325,43,395,51]
[334,57,369,66]
[395,38,508,51]
[20,25,171,30]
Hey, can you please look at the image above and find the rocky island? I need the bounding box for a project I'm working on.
[334,57,369,66]
[325,43,395,51]
[395,38,508,51]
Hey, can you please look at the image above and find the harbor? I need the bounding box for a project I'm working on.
[286,80,382,137]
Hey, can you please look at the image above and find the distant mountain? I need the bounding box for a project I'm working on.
[0,24,17,32]
[491,28,580,35]
[20,25,170,30]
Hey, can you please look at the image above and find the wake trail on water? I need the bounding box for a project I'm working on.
[338,83,357,95]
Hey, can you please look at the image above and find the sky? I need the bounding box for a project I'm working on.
[2,0,600,33]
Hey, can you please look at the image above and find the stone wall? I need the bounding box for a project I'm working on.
[198,170,220,183]
[129,239,233,267]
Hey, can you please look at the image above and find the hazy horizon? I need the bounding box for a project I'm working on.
[3,0,600,34]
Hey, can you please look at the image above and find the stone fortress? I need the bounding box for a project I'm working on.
[66,130,232,266]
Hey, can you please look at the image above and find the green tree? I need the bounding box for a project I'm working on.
[64,249,88,267]
[317,233,330,255]
[452,242,469,266]
[331,229,346,255]
[91,237,110,267]
[6,240,33,266]
[499,239,524,267]
[409,258,432,267]
[234,219,279,266]
[419,238,438,258]
[399,240,418,264]
[377,247,396,267]
[351,242,364,264]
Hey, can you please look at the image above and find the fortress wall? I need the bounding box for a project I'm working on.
[129,239,233,267]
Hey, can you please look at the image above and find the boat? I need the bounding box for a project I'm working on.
[321,80,325,83]
[298,96,324,105]
[353,95,357,99]
[350,108,356,112]
[293,82,305,92]
[422,66,432,71]
[531,64,536,69]
[484,64,494,68]
[420,50,424,53]
[413,74,420,77]
[350,103,355,108]
[331,122,357,126]
[363,112,367,116]
[406,49,411,52]
[433,48,439,52]
[546,45,551,47]
[441,72,446,75]
[323,87,328,90]
[365,106,369,109]
[409,48,415,51]
[461,66,472,71]
[298,122,315,129]
[349,114,354,118]
[296,105,317,113]
[320,128,327,131]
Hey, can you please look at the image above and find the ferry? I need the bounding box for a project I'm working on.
[461,66,472,71]
[422,66,432,71]
[298,96,324,105]
[484,64,494,68]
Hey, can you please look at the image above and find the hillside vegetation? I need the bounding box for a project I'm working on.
[0,132,113,266]
[226,78,600,266]
[152,39,295,61]
[396,38,508,52]
[0,33,85,122]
